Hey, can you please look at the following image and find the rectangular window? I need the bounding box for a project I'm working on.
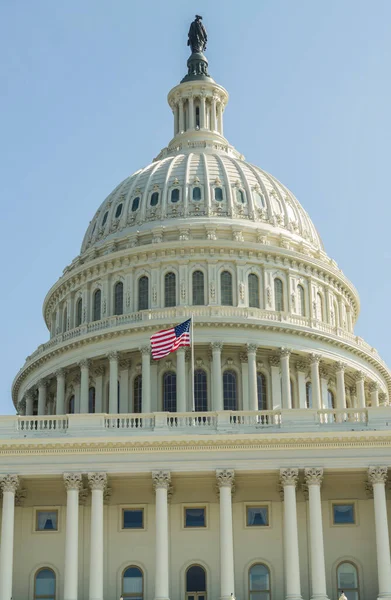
[247,506,269,527]
[184,507,206,528]
[36,510,58,531]
[332,503,355,525]
[122,508,144,529]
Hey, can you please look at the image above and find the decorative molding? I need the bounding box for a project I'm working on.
[354,371,366,382]
[152,470,171,490]
[296,361,307,372]
[239,352,248,364]
[216,469,235,488]
[87,472,107,491]
[78,359,90,369]
[304,467,323,486]
[119,359,131,371]
[93,366,105,377]
[211,342,223,352]
[309,353,321,364]
[0,474,19,493]
[108,352,118,362]
[269,355,280,368]
[140,346,151,356]
[247,343,258,355]
[63,472,83,491]
[55,368,66,379]
[279,348,291,358]
[369,382,379,392]
[335,361,346,373]
[280,467,299,488]
[368,466,388,485]
[15,487,27,506]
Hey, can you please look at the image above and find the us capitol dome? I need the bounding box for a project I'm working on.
[2,16,391,600]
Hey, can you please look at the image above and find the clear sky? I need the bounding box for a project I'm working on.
[1,0,390,414]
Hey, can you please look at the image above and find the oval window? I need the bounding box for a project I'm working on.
[214,187,223,201]
[102,211,108,226]
[171,188,180,203]
[131,197,140,212]
[193,187,201,201]
[150,192,159,206]
[115,203,123,218]
[236,188,246,204]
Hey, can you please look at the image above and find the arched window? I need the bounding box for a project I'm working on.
[248,273,260,308]
[76,298,82,327]
[68,395,75,414]
[306,382,312,408]
[131,197,140,212]
[194,369,208,412]
[327,389,335,409]
[138,276,149,311]
[193,187,202,201]
[249,563,271,600]
[122,566,143,600]
[254,190,265,208]
[223,370,237,410]
[192,270,205,305]
[257,373,267,410]
[63,307,68,332]
[114,281,124,316]
[186,565,206,595]
[316,293,324,321]
[102,211,108,227]
[115,203,123,218]
[337,562,359,600]
[164,272,176,307]
[163,371,177,412]
[93,289,101,321]
[88,387,96,414]
[236,188,246,204]
[133,375,142,413]
[221,271,233,306]
[214,187,223,201]
[171,188,180,203]
[34,568,56,600]
[274,278,284,311]
[297,285,306,316]
[150,192,159,206]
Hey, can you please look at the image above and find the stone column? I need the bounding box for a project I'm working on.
[141,346,151,413]
[280,469,303,600]
[176,348,187,412]
[370,382,380,408]
[178,98,184,133]
[217,102,223,134]
[94,366,105,413]
[280,348,292,409]
[239,352,249,410]
[216,469,236,600]
[152,471,171,600]
[270,356,282,409]
[200,95,206,129]
[173,104,179,135]
[335,362,347,409]
[211,342,223,411]
[296,362,307,409]
[211,96,217,131]
[188,94,195,129]
[37,379,48,415]
[319,367,329,409]
[119,359,130,413]
[0,475,19,600]
[368,467,391,599]
[64,473,82,600]
[108,352,119,414]
[25,389,34,416]
[247,344,258,411]
[56,369,66,415]
[79,359,90,414]
[88,473,107,600]
[304,468,329,600]
[355,372,366,409]
[310,354,322,410]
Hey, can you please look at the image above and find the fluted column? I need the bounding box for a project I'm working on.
[176,348,187,412]
[152,471,171,600]
[88,473,107,600]
[335,362,347,409]
[188,95,195,129]
[25,389,33,416]
[141,346,151,413]
[216,470,235,600]
[368,467,391,599]
[108,352,119,414]
[37,379,48,415]
[280,469,303,600]
[211,96,217,131]
[310,354,322,410]
[355,372,366,408]
[304,468,329,600]
[280,348,292,409]
[211,342,223,411]
[178,99,184,133]
[370,382,380,408]
[247,344,258,410]
[0,475,19,600]
[79,359,90,414]
[56,369,66,415]
[64,473,82,600]
[200,94,206,128]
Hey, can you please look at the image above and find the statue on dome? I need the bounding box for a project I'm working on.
[187,15,207,53]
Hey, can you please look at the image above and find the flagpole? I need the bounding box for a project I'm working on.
[191,314,195,412]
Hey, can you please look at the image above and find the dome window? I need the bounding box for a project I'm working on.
[91,222,96,236]
[236,188,246,204]
[102,211,108,227]
[254,190,265,208]
[214,187,223,201]
[115,203,123,219]
[150,192,159,207]
[171,188,180,203]
[131,197,140,212]
[192,186,202,201]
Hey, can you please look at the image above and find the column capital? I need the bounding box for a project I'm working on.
[63,473,83,491]
[354,371,366,382]
[37,378,49,389]
[246,343,258,355]
[216,469,235,488]
[87,472,107,491]
[211,341,223,352]
[279,347,291,358]
[0,474,19,493]
[55,368,66,379]
[304,467,324,486]
[140,345,151,356]
[152,470,171,490]
[368,466,388,485]
[309,353,322,364]
[78,358,90,369]
[335,361,346,373]
[280,468,299,488]
[369,381,379,392]
[25,389,34,399]
[269,355,280,368]
[107,351,119,361]
[176,346,186,355]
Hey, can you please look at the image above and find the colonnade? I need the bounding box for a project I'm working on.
[1,467,391,600]
[172,92,225,137]
[23,344,384,416]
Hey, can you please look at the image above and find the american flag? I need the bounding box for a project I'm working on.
[150,319,191,360]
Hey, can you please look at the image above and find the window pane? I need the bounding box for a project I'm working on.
[37,511,58,531]
[236,188,245,203]
[250,564,270,591]
[298,285,305,316]
[274,278,284,311]
[93,289,101,321]
[185,508,206,527]
[68,395,75,414]
[223,370,237,410]
[76,298,82,326]
[114,282,124,315]
[35,569,56,595]
[150,192,159,206]
[138,277,149,310]
[250,592,270,600]
[187,565,206,592]
[132,197,140,212]
[338,562,358,591]
[327,390,335,409]
[214,187,223,201]
[257,374,267,410]
[192,270,205,305]
[193,186,201,201]
[164,272,176,307]
[123,567,143,594]
[253,191,265,208]
[102,211,108,226]
[88,387,95,414]
[123,509,144,529]
[333,504,355,524]
[115,203,123,218]
[306,382,312,408]
[194,369,207,411]
[133,375,142,413]
[221,271,233,306]
[249,273,260,308]
[247,506,269,526]
[163,372,177,412]
[171,188,180,203]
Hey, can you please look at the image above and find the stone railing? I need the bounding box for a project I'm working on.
[0,408,389,440]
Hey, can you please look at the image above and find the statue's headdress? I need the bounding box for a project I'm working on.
[195,15,203,20]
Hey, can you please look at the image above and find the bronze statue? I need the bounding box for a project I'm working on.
[187,15,207,53]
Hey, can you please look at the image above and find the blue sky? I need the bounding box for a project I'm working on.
[1,0,390,414]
